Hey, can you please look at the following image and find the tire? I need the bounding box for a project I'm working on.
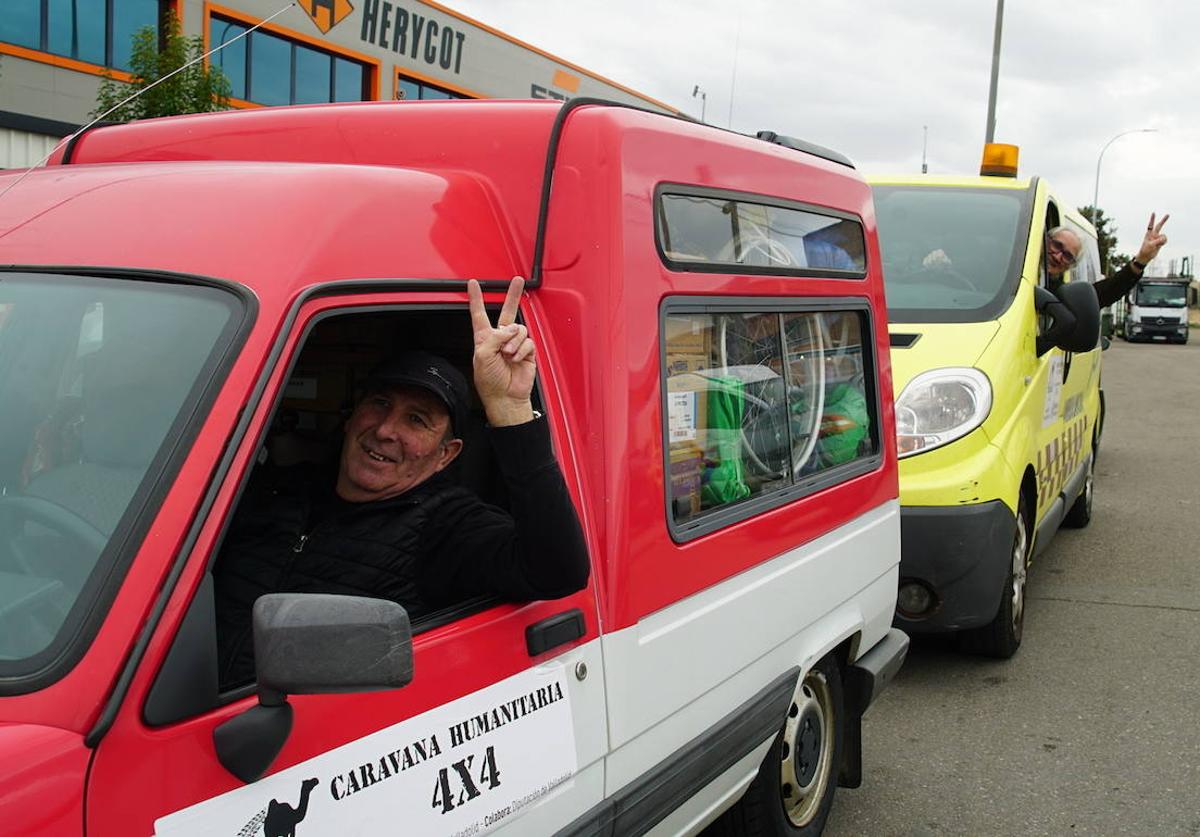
[957,495,1031,659]
[1062,451,1095,528]
[709,655,844,837]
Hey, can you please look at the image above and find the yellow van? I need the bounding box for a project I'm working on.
[870,149,1102,658]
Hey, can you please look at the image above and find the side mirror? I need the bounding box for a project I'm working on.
[1034,282,1101,356]
[214,594,413,783]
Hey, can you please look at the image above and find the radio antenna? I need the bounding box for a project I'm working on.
[0,2,297,205]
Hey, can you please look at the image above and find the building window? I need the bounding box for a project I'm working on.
[2,0,160,71]
[210,15,369,106]
[657,188,867,276]
[664,306,878,530]
[396,72,469,101]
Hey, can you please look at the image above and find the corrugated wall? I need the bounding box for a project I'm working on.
[0,128,64,170]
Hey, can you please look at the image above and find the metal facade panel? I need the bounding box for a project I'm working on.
[0,128,62,169]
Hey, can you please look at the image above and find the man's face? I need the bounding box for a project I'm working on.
[336,385,463,503]
[1046,230,1082,276]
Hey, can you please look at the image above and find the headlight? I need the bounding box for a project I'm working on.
[895,368,992,458]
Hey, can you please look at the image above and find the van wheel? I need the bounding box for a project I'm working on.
[1062,453,1095,528]
[958,496,1030,659]
[708,655,843,836]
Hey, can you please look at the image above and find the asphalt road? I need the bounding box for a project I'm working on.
[824,337,1200,836]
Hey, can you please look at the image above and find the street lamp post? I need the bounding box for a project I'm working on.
[1093,128,1157,218]
[1093,128,1156,275]
[984,0,1005,144]
[692,85,707,124]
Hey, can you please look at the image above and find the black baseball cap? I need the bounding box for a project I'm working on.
[362,351,469,436]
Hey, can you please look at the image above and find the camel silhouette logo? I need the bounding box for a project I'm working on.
[236,778,320,837]
[266,778,319,837]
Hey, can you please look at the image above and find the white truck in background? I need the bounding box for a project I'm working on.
[1123,277,1191,344]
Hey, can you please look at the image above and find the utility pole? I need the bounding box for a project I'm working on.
[984,0,1004,144]
[692,85,707,124]
[921,125,928,174]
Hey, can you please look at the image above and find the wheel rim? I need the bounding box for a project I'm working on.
[1010,509,1029,635]
[779,668,835,827]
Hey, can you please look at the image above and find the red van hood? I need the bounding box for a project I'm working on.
[0,723,89,834]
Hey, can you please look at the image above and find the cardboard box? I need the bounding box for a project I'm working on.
[669,443,705,520]
[665,350,710,377]
[663,315,713,357]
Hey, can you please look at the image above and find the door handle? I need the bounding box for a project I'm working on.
[526,609,586,656]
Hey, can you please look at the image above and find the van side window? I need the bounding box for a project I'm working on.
[1040,202,1062,288]
[657,188,866,275]
[664,306,879,531]
[1065,220,1100,284]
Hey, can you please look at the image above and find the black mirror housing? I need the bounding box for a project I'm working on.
[253,593,414,696]
[215,594,412,784]
[1034,282,1101,355]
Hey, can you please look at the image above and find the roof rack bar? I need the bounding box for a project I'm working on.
[754,131,856,169]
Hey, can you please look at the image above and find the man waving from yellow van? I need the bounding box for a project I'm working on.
[1048,212,1170,307]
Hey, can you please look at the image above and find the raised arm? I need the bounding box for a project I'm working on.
[421,278,589,606]
[468,277,536,427]
[1094,213,1169,309]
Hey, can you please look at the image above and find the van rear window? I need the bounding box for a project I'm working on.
[657,189,866,275]
[663,306,879,534]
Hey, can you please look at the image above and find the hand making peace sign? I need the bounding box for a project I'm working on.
[1135,213,1170,266]
[467,277,537,426]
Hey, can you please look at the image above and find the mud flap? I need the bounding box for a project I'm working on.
[838,628,910,788]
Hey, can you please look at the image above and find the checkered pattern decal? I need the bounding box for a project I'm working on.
[1036,415,1089,510]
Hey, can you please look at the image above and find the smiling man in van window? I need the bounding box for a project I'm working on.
[213,278,590,688]
[1046,213,1170,308]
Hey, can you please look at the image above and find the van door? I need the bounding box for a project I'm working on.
[1030,205,1095,537]
[83,290,605,837]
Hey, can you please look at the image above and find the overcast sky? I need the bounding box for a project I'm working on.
[451,0,1197,276]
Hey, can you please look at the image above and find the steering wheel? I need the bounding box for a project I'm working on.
[0,495,108,575]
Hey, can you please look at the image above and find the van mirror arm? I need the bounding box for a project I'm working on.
[1034,286,1075,356]
[214,699,294,783]
[213,594,414,783]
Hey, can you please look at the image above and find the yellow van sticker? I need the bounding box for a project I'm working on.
[1042,355,1064,427]
[1061,393,1083,423]
[155,665,577,837]
[1036,416,1088,510]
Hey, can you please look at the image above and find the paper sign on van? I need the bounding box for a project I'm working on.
[1042,355,1064,427]
[668,390,699,442]
[155,666,577,837]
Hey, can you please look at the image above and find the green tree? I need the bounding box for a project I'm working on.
[1078,204,1128,272]
[1108,252,1132,274]
[92,10,230,122]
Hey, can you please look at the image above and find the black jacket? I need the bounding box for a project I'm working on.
[213,417,589,688]
[1093,262,1142,310]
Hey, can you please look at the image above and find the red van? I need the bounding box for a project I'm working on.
[0,100,905,836]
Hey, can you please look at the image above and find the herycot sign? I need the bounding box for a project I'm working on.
[155,666,577,837]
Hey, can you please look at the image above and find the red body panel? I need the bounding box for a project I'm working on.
[0,724,89,836]
[539,109,897,629]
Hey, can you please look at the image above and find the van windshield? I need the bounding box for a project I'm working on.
[1133,283,1186,307]
[0,273,238,675]
[872,185,1031,323]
